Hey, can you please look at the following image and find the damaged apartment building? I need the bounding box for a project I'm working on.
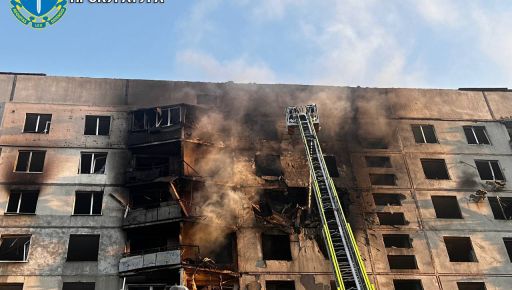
[1,73,512,290]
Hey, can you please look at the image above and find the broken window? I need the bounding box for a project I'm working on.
[475,160,505,181]
[393,280,423,290]
[383,234,412,248]
[444,237,477,262]
[457,282,487,290]
[323,155,340,177]
[262,234,292,261]
[0,235,31,261]
[488,197,512,220]
[84,115,111,136]
[431,196,462,219]
[387,255,418,269]
[255,154,283,177]
[6,190,39,214]
[266,281,295,290]
[73,191,103,215]
[373,193,403,206]
[365,156,392,168]
[132,110,146,131]
[62,282,96,290]
[0,284,24,290]
[421,159,450,179]
[369,174,397,186]
[503,238,512,262]
[23,113,52,134]
[66,234,100,261]
[377,212,407,226]
[80,152,107,174]
[196,94,217,106]
[158,107,181,127]
[464,126,490,145]
[412,124,438,143]
[15,150,46,173]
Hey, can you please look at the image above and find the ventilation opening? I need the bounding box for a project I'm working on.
[387,255,418,269]
[6,190,39,214]
[393,280,423,290]
[373,193,403,206]
[0,284,24,290]
[62,282,96,290]
[475,160,505,181]
[488,197,512,220]
[503,238,512,262]
[431,196,462,219]
[463,126,490,145]
[370,174,397,186]
[457,282,487,290]
[84,115,111,136]
[73,191,103,215]
[383,234,412,248]
[412,124,438,143]
[377,212,407,225]
[67,235,100,261]
[421,159,450,179]
[444,237,477,262]
[323,155,340,177]
[265,281,295,290]
[365,156,392,168]
[0,235,31,261]
[262,234,292,261]
[255,154,283,177]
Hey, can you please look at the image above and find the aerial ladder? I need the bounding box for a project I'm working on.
[286,105,374,290]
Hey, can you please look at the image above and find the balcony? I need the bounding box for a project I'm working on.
[128,125,184,147]
[125,164,182,185]
[119,245,199,273]
[123,202,182,228]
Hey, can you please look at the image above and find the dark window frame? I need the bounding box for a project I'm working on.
[377,212,407,226]
[0,235,31,262]
[431,195,463,219]
[444,236,478,262]
[383,234,412,248]
[62,282,96,290]
[387,255,418,269]
[84,115,111,136]
[365,156,392,168]
[456,282,487,290]
[475,160,505,181]
[393,279,424,290]
[261,234,292,261]
[5,190,39,215]
[73,191,103,215]
[463,126,490,145]
[411,124,438,144]
[14,150,46,173]
[66,234,100,262]
[79,152,108,174]
[488,196,512,220]
[420,158,450,180]
[23,113,52,134]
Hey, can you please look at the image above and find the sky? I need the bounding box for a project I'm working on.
[1,0,511,89]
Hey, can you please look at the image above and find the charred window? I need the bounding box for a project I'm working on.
[132,107,181,130]
[383,234,412,248]
[62,283,96,290]
[73,192,103,215]
[80,152,107,174]
[323,155,340,177]
[464,126,490,145]
[393,280,423,290]
[431,196,462,219]
[365,156,392,168]
[421,159,450,180]
[373,193,403,206]
[488,197,512,220]
[132,110,146,131]
[255,154,283,177]
[158,107,181,127]
[360,138,388,149]
[387,255,418,269]
[369,174,397,186]
[266,281,295,290]
[444,237,477,262]
[377,212,407,226]
[262,234,292,261]
[196,94,217,106]
[66,234,100,261]
[457,282,486,290]
[6,190,39,214]
[84,115,110,136]
[475,160,504,181]
[23,113,52,134]
[412,124,438,144]
[15,150,46,173]
[0,235,31,261]
[0,284,24,290]
[503,238,512,262]
[212,232,236,264]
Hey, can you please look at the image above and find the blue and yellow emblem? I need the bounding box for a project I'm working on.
[11,0,67,28]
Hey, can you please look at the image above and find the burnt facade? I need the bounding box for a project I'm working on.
[1,74,512,290]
